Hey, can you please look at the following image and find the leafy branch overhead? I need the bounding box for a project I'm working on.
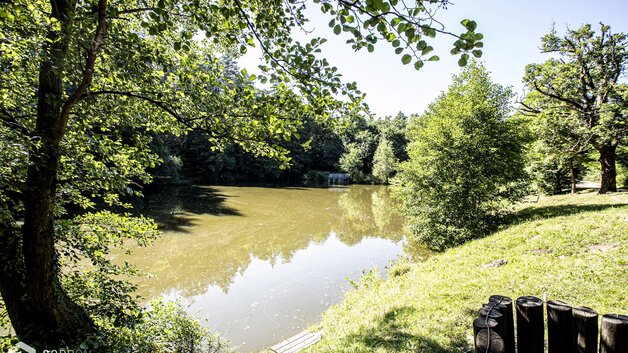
[318,0,484,68]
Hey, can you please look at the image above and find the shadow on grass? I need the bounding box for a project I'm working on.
[506,203,628,227]
[343,307,469,352]
[134,185,243,232]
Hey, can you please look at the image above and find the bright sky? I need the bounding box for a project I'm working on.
[240,0,628,117]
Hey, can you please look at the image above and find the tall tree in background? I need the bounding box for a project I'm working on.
[376,112,408,162]
[0,0,483,348]
[394,62,527,250]
[372,138,398,183]
[523,24,628,193]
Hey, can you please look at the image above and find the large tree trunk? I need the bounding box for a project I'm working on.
[598,144,617,194]
[0,0,100,348]
[19,134,95,348]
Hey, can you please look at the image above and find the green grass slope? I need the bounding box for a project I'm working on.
[305,191,628,353]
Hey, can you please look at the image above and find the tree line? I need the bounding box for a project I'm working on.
[147,25,627,197]
[148,103,410,186]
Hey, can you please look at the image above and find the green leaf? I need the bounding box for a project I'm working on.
[472,50,482,58]
[414,60,424,70]
[395,47,403,55]
[458,56,467,67]
[333,25,341,35]
[461,19,477,31]
[428,55,439,61]
[367,44,375,52]
[401,54,412,65]
[422,27,436,38]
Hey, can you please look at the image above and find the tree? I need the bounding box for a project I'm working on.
[376,112,408,162]
[394,62,527,250]
[519,91,593,194]
[339,128,378,182]
[372,138,398,183]
[0,0,484,348]
[523,24,628,193]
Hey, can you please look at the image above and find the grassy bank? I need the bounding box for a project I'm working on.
[305,191,628,353]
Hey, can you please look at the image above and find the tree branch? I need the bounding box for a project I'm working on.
[336,0,462,39]
[84,90,184,120]
[0,109,33,136]
[56,0,108,143]
[83,90,298,145]
[116,7,158,15]
[532,82,585,111]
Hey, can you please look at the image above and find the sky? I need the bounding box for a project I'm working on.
[240,0,628,117]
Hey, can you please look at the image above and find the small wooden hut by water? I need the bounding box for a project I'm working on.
[328,173,350,186]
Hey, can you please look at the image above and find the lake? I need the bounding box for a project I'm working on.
[118,185,419,352]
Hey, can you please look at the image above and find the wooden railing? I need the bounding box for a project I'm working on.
[473,295,627,353]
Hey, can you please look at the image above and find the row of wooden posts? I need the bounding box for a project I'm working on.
[473,295,628,353]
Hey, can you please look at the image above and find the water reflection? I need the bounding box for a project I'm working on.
[165,233,402,352]
[118,185,414,351]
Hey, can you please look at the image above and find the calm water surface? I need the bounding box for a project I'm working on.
[118,185,417,352]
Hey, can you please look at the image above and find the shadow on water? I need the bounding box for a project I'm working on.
[344,306,469,352]
[136,185,243,232]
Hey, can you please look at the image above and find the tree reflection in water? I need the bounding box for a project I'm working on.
[118,185,408,297]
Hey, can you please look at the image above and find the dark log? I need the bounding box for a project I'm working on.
[474,317,498,352]
[600,314,628,353]
[573,306,598,353]
[479,304,505,339]
[516,296,544,353]
[489,295,515,353]
[547,300,574,353]
[475,329,505,353]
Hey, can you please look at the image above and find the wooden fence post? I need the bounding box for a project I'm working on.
[599,314,628,353]
[474,329,505,353]
[489,295,515,353]
[516,296,544,353]
[479,304,505,340]
[547,300,574,353]
[573,306,598,353]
